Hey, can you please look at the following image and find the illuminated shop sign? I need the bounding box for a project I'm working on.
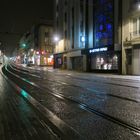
[89,47,108,53]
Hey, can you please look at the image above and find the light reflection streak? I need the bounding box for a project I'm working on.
[21,89,28,98]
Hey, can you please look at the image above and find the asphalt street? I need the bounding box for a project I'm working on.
[0,66,60,140]
[0,63,140,140]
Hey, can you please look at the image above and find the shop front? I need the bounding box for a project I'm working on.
[130,44,140,75]
[71,56,83,71]
[124,44,140,75]
[34,51,54,66]
[40,55,54,66]
[54,53,63,69]
[82,47,121,73]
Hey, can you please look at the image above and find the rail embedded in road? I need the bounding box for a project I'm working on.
[3,64,140,136]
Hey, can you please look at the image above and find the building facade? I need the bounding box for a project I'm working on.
[19,23,54,66]
[122,0,140,75]
[54,0,122,73]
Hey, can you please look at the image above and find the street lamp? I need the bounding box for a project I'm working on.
[21,43,26,48]
[22,43,26,47]
[54,35,59,42]
[31,48,34,52]
[138,4,140,9]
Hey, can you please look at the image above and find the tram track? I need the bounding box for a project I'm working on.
[1,65,84,140]
[10,63,140,104]
[3,64,140,135]
[12,63,140,88]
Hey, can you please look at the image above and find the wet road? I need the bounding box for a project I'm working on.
[0,66,60,140]
[1,63,140,140]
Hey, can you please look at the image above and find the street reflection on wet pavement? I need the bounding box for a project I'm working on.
[0,71,59,140]
[1,64,140,140]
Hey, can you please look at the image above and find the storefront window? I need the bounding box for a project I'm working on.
[58,58,62,65]
[91,53,118,70]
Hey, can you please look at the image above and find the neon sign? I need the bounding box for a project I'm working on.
[89,47,108,53]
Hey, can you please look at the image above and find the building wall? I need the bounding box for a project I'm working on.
[122,0,130,74]
[19,23,54,66]
[38,25,54,53]
[54,0,89,70]
[54,0,121,72]
[88,0,94,49]
[122,0,140,75]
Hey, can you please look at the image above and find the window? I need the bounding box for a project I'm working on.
[72,7,74,49]
[133,18,137,35]
[64,12,67,24]
[94,0,113,47]
[132,17,140,36]
[64,30,67,50]
[80,0,84,33]
[45,32,49,37]
[91,53,118,70]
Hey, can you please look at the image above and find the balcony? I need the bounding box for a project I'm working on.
[124,31,140,46]
[131,30,140,39]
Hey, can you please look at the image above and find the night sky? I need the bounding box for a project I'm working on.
[0,0,54,56]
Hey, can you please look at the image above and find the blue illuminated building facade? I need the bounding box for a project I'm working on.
[94,0,113,47]
[54,0,122,73]
[82,0,122,73]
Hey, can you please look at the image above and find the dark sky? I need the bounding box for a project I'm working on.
[0,0,54,56]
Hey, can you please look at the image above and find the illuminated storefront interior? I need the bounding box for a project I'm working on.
[35,51,54,66]
[91,53,118,70]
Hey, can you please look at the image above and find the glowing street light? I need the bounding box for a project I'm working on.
[31,48,34,52]
[21,43,27,49]
[54,36,59,42]
[22,43,26,47]
[138,4,140,9]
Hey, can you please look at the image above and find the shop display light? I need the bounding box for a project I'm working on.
[36,51,39,55]
[31,49,34,52]
[42,51,45,54]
